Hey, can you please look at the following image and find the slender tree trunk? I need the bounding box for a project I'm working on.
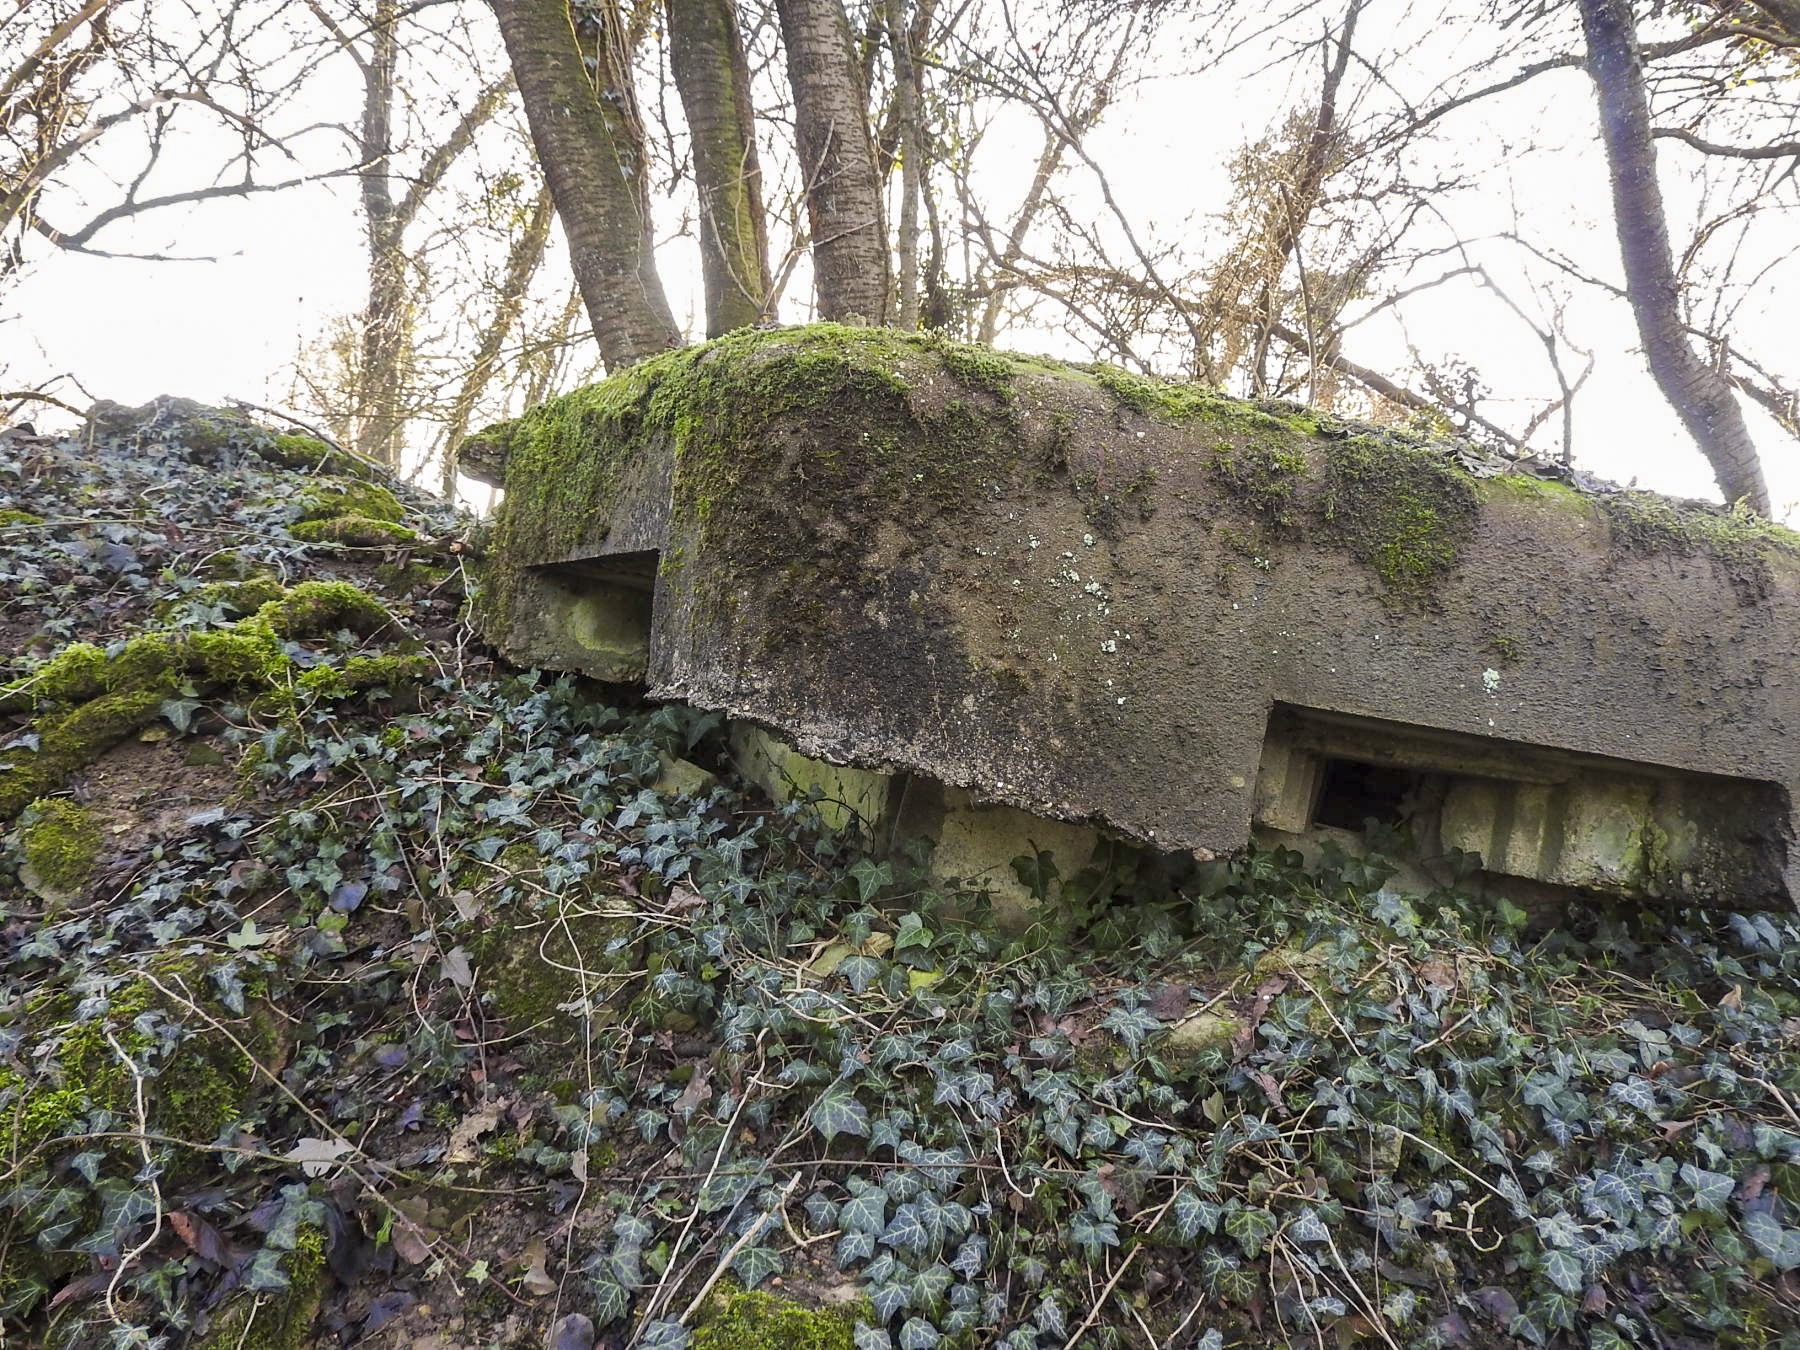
[357,0,408,469]
[665,0,771,335]
[884,0,920,330]
[442,183,557,494]
[490,0,682,370]
[977,125,1064,346]
[774,0,890,323]
[1579,0,1771,515]
[1247,0,1359,398]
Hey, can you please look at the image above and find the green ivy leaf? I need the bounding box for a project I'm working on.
[838,953,884,994]
[812,1081,871,1143]
[1541,1248,1583,1294]
[870,1283,911,1322]
[1224,1206,1277,1259]
[1680,1162,1734,1214]
[1743,1210,1800,1270]
[1174,1188,1221,1241]
[731,1245,784,1289]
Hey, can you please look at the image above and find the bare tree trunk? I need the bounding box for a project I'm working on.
[441,183,557,495]
[1579,0,1771,515]
[774,0,890,324]
[1247,0,1360,398]
[976,124,1064,346]
[884,0,920,330]
[666,0,771,336]
[490,0,682,370]
[357,0,408,469]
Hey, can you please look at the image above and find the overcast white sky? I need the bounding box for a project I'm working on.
[2,2,1794,522]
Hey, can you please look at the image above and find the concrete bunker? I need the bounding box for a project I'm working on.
[471,324,1800,918]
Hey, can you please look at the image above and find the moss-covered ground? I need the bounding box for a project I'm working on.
[5,389,1800,1350]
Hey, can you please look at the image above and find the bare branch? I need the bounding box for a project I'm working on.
[1653,126,1800,160]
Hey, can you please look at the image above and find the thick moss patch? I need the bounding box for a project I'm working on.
[0,580,410,819]
[260,432,381,480]
[289,514,418,546]
[2,963,280,1157]
[1322,435,1479,594]
[16,797,100,895]
[288,476,416,548]
[0,508,43,528]
[692,1287,861,1350]
[298,478,403,525]
[479,324,1057,643]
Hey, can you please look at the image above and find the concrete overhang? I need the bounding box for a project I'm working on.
[472,324,1799,912]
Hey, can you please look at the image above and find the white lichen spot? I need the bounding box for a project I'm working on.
[1028,535,1040,549]
[1100,639,1118,653]
[1082,533,1096,547]
[1117,697,1127,705]
[1482,667,1501,695]
[1253,557,1271,570]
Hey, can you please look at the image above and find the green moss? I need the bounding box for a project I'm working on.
[1601,490,1797,576]
[1210,442,1309,526]
[154,574,288,622]
[5,966,276,1157]
[1322,435,1478,594]
[469,899,643,1043]
[193,1227,325,1350]
[290,514,418,546]
[692,1287,862,1350]
[18,797,101,893]
[0,508,44,528]
[298,478,403,524]
[920,331,1020,400]
[290,651,429,700]
[0,580,399,818]
[0,686,163,818]
[1475,472,1589,510]
[1086,362,1228,419]
[479,323,1050,644]
[261,432,379,480]
[256,579,392,638]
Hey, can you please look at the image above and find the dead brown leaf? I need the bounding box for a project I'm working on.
[446,1099,505,1163]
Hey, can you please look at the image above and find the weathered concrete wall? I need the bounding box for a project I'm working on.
[473,324,1799,910]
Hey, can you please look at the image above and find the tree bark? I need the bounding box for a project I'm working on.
[490,0,682,370]
[665,0,771,336]
[1247,0,1360,398]
[884,0,921,330]
[357,0,408,469]
[1579,0,1771,515]
[774,0,891,324]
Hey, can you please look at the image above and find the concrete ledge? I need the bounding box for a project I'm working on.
[475,325,1799,912]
